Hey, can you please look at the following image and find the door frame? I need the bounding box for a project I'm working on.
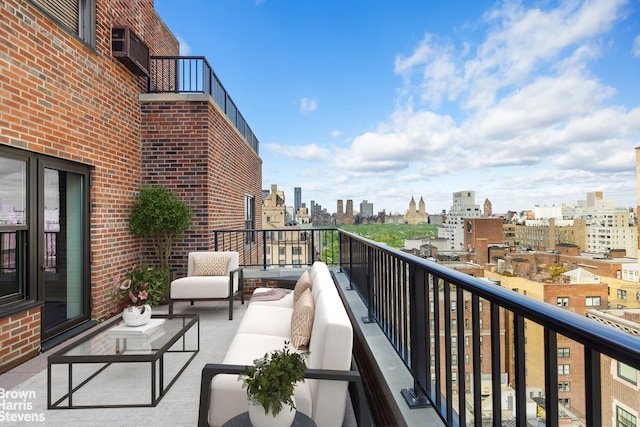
[37,157,92,341]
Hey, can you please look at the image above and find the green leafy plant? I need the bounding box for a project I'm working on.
[129,185,192,274]
[108,264,167,310]
[239,342,309,416]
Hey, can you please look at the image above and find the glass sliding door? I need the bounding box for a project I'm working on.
[40,162,89,338]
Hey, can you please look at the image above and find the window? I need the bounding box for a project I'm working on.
[451,301,457,312]
[586,296,601,307]
[558,381,570,392]
[617,362,638,385]
[0,155,27,304]
[558,364,570,375]
[30,0,96,46]
[557,297,569,307]
[617,407,637,427]
[558,348,570,358]
[278,247,286,256]
[244,194,255,245]
[618,289,627,300]
[559,398,570,408]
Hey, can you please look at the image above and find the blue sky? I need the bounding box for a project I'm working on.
[154,0,640,215]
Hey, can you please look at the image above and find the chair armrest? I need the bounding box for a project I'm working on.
[198,360,371,427]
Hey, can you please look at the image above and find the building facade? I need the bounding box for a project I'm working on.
[0,0,262,372]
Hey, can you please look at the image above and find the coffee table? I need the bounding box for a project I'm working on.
[47,313,199,409]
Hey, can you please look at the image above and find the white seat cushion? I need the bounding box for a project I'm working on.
[170,276,232,299]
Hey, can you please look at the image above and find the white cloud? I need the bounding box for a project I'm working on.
[633,35,640,57]
[330,129,342,138]
[300,98,318,113]
[327,0,637,212]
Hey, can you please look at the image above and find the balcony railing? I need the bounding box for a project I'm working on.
[339,229,640,426]
[212,228,339,270]
[148,56,259,154]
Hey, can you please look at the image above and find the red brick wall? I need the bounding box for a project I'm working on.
[0,0,220,372]
[0,308,41,372]
[139,95,263,276]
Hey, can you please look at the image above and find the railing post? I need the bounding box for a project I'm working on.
[362,245,374,324]
[345,235,354,291]
[401,265,430,408]
[261,230,268,270]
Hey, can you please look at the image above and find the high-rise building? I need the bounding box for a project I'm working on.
[294,187,302,218]
[360,200,374,218]
[439,191,482,250]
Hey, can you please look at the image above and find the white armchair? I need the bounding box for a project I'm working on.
[169,251,244,320]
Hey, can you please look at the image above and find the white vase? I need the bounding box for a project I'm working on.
[248,401,296,427]
[122,304,152,326]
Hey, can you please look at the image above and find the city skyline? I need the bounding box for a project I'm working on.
[156,0,640,214]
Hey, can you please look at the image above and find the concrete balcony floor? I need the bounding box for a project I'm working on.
[0,269,443,426]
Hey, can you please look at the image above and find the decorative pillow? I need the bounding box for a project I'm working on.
[291,288,314,348]
[293,271,312,303]
[192,254,230,276]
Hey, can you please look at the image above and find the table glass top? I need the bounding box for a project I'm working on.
[52,314,198,358]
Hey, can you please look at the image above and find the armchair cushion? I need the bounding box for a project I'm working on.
[192,254,230,276]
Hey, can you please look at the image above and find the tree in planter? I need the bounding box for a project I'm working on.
[129,185,192,288]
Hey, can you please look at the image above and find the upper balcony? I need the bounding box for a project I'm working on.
[148,56,259,155]
[212,227,640,426]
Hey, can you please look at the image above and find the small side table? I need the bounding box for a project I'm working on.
[222,411,316,426]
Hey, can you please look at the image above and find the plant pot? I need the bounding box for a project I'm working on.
[248,401,296,427]
[122,304,152,326]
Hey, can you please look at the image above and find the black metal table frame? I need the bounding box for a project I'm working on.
[47,313,199,409]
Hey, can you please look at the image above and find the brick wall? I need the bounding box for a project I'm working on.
[0,0,224,371]
[0,308,41,372]
[139,94,263,276]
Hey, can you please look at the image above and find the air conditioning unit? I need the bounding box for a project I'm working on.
[112,26,149,76]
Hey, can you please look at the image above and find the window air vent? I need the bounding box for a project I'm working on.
[112,26,149,76]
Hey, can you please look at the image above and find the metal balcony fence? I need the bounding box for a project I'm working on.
[339,229,640,427]
[148,56,259,154]
[212,228,339,270]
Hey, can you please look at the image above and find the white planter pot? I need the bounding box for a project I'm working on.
[122,304,152,326]
[248,401,296,427]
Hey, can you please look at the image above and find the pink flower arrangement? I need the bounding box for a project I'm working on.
[108,265,166,308]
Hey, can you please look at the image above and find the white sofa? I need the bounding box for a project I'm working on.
[198,262,368,427]
[169,251,244,320]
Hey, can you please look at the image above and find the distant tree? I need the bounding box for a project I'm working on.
[546,263,566,283]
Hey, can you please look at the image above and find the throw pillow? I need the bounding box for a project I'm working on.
[291,288,314,348]
[192,254,230,276]
[293,271,312,303]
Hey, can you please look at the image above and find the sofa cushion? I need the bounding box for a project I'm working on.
[191,254,229,276]
[291,288,314,348]
[236,305,294,337]
[293,271,312,303]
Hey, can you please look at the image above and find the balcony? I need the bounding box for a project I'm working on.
[2,228,638,426]
[148,56,259,154]
[213,228,640,426]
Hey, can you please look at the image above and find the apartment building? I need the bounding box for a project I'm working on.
[587,309,640,427]
[485,271,610,420]
[0,0,262,372]
[439,191,483,250]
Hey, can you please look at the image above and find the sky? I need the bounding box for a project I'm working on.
[154,0,640,215]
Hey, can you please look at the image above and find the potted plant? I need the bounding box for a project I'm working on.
[129,185,192,299]
[109,264,165,326]
[239,342,309,427]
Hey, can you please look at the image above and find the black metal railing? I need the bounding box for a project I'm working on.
[338,229,640,427]
[148,56,259,154]
[212,228,339,270]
